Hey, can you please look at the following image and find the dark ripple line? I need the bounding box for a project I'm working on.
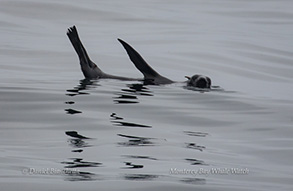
[123,162,144,169]
[62,158,102,168]
[123,174,159,181]
[185,158,207,166]
[64,171,100,182]
[111,113,152,128]
[112,121,151,128]
[184,131,208,137]
[180,178,206,185]
[65,108,82,114]
[185,143,205,151]
[65,131,91,139]
[117,134,155,147]
[122,155,157,161]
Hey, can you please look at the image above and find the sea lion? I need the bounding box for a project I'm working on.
[67,26,211,88]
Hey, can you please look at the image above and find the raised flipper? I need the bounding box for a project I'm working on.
[67,26,139,81]
[118,39,173,85]
[67,26,104,79]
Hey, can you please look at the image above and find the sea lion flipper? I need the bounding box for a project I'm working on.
[118,39,173,85]
[67,26,103,78]
[117,39,159,79]
[67,26,92,67]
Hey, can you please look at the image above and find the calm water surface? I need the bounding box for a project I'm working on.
[1,0,293,190]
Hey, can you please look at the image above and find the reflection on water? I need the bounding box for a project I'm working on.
[113,121,151,128]
[62,158,102,168]
[114,94,139,104]
[117,133,155,147]
[64,171,101,182]
[66,89,89,97]
[66,79,99,97]
[68,138,91,149]
[110,113,151,128]
[64,79,99,115]
[114,83,153,104]
[123,174,159,181]
[65,131,91,139]
[183,131,209,137]
[62,130,100,181]
[123,162,144,169]
[180,178,206,185]
[60,80,211,184]
[72,149,83,153]
[110,112,124,120]
[183,85,224,93]
[65,108,82,114]
[122,155,157,161]
[65,131,93,149]
[123,84,153,96]
[185,143,205,152]
[65,101,75,104]
[185,158,207,166]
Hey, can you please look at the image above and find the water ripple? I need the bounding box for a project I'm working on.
[114,83,153,104]
[117,134,156,147]
[62,158,102,168]
[110,113,151,128]
[123,174,159,181]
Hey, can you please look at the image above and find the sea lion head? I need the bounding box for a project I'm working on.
[185,75,211,88]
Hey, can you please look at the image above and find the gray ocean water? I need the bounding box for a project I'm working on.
[1,0,293,190]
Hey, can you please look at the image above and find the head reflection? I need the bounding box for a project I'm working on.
[62,131,101,181]
[65,131,92,149]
